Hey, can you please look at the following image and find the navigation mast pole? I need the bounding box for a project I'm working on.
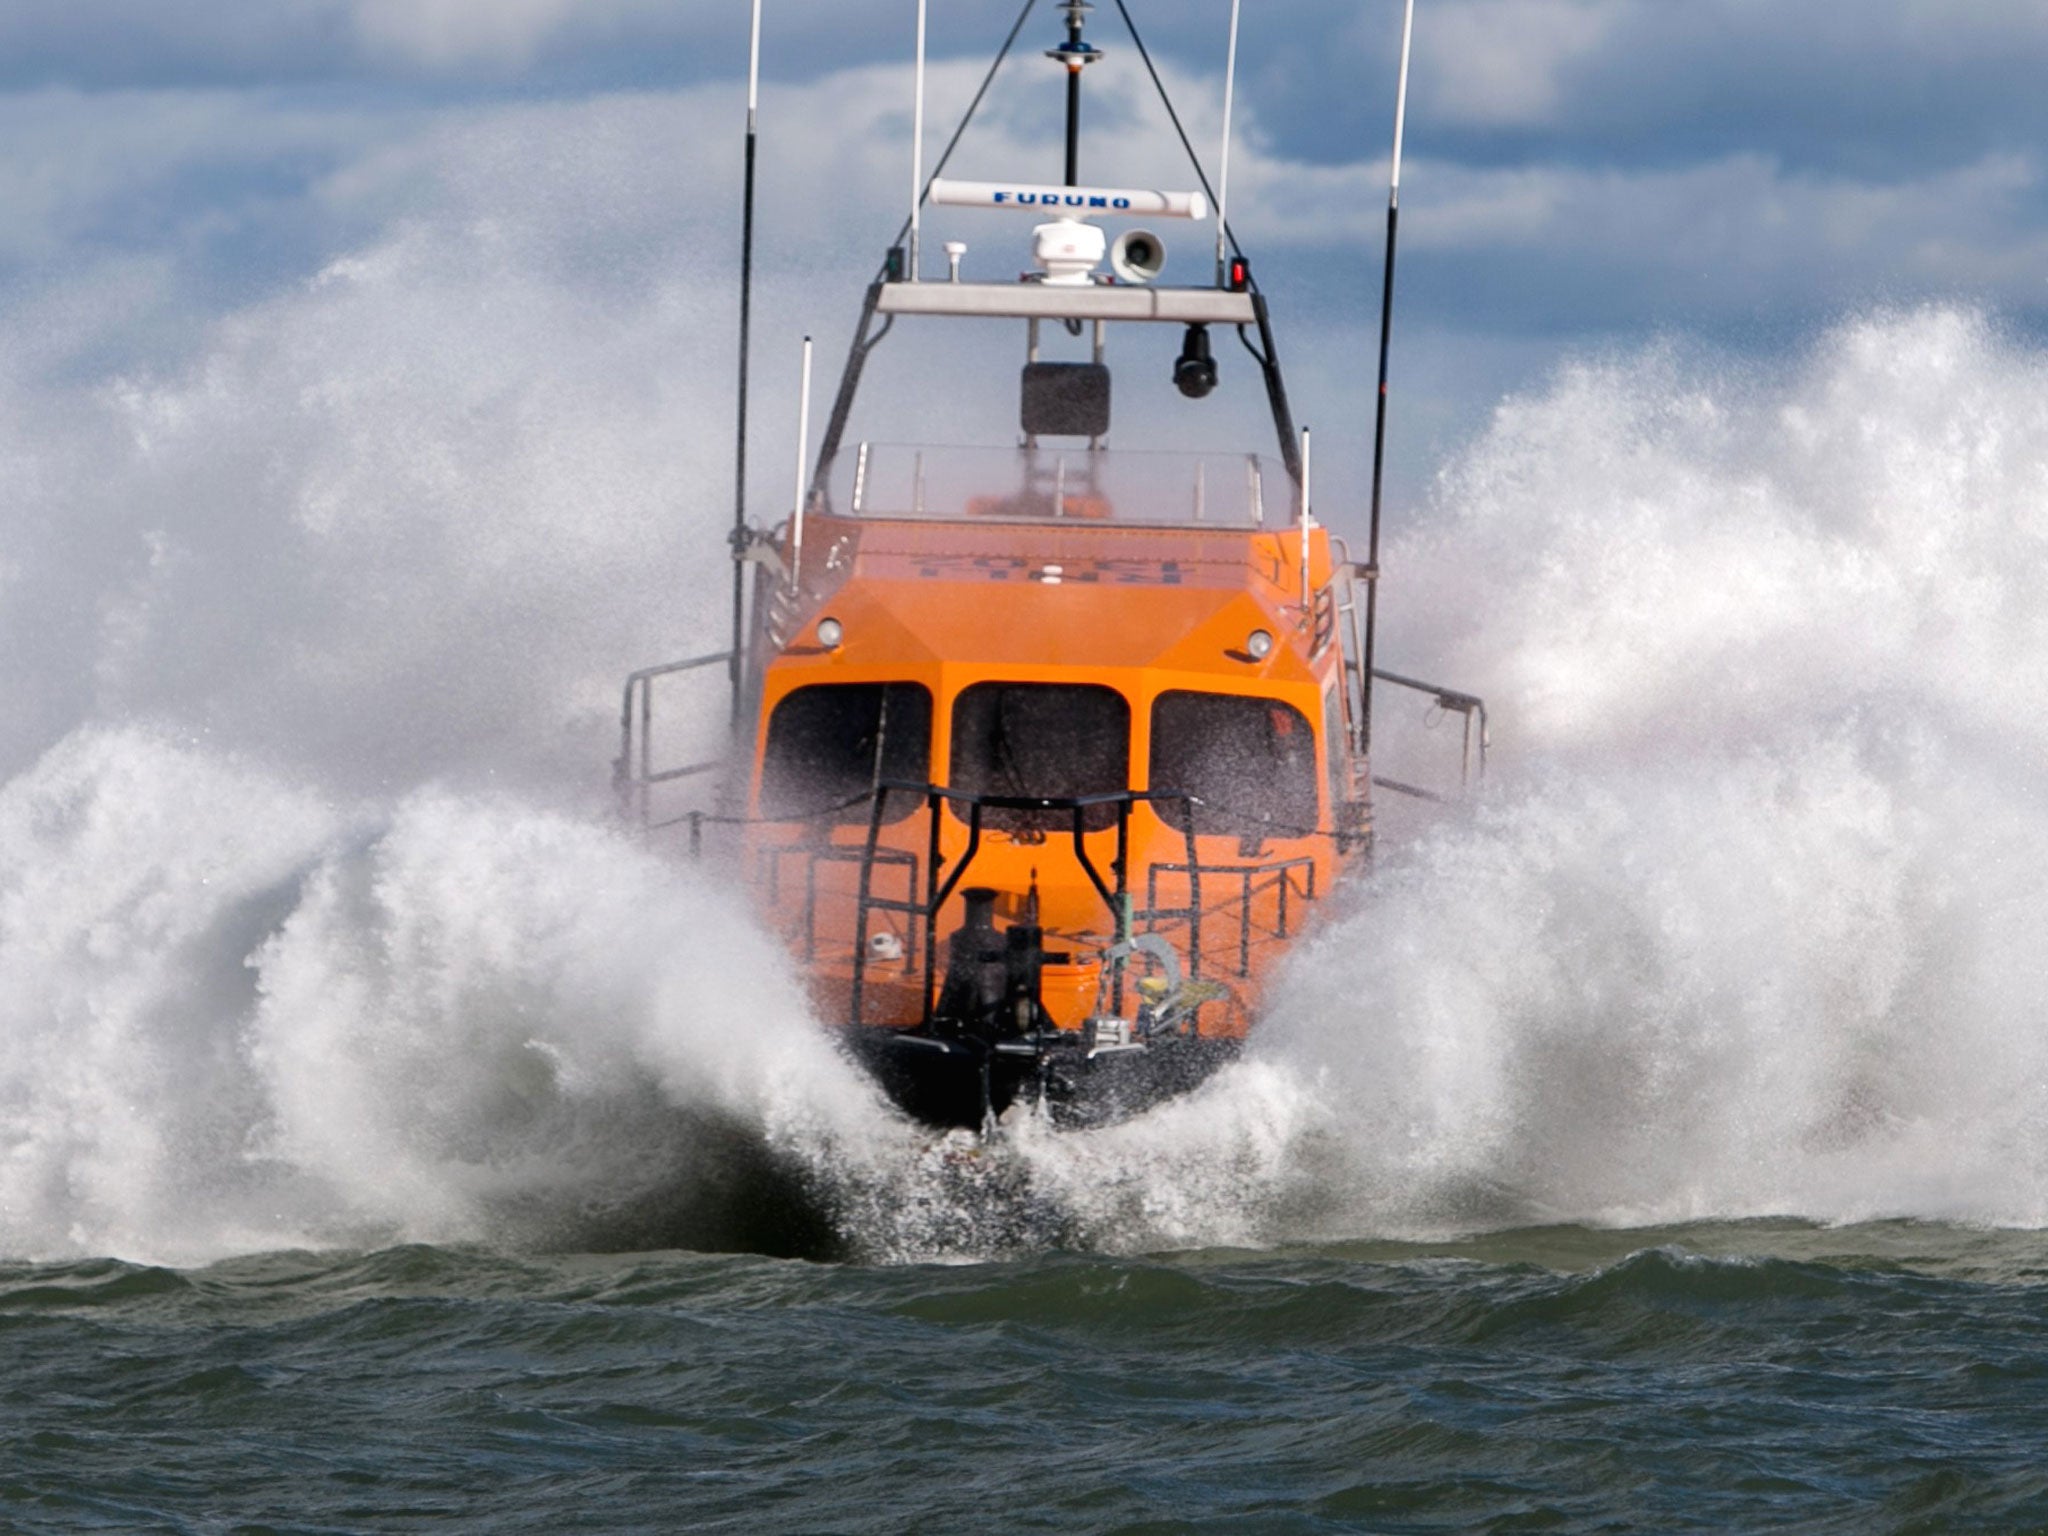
[1049,0,1103,184]
[728,0,764,728]
[910,0,928,276]
[1361,0,1415,758]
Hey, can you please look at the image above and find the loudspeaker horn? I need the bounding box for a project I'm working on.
[1109,228,1166,284]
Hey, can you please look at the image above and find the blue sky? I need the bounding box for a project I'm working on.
[5,0,2047,782]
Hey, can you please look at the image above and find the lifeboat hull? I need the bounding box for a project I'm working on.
[844,1025,1243,1132]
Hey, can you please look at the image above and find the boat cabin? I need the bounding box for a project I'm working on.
[737,430,1373,1053]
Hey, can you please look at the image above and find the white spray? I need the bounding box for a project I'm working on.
[1028,305,2048,1245]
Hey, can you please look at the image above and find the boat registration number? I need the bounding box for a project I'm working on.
[912,554,1186,586]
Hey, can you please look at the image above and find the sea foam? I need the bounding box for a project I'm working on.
[1021,306,2048,1247]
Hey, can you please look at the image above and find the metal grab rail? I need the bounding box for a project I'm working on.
[1370,666,1490,792]
[631,774,1341,1027]
[615,650,734,827]
[1325,534,1492,792]
[1145,853,1317,979]
[849,782,1205,1030]
[778,843,920,964]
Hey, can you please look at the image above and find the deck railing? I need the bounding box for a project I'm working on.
[613,650,733,829]
[846,782,1204,1029]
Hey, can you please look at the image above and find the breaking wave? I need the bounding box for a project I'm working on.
[8,301,2048,1264]
[864,304,2048,1253]
[1047,304,2048,1245]
[0,728,907,1264]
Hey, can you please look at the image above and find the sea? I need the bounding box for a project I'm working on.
[7,303,2048,1531]
[11,1224,2048,1532]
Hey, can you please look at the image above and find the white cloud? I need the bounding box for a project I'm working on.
[346,0,669,71]
[1408,0,1629,128]
[1218,138,2048,319]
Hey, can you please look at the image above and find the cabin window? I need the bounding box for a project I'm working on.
[948,682,1130,832]
[759,682,932,823]
[1149,690,1319,839]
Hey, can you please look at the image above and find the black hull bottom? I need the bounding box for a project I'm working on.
[844,1027,1242,1132]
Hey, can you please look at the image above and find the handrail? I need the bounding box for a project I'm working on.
[849,781,1202,1028]
[1145,853,1316,978]
[1370,666,1490,785]
[642,773,1339,1030]
[615,649,735,827]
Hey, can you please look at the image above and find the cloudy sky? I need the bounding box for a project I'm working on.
[5,0,2047,784]
[7,2,2046,464]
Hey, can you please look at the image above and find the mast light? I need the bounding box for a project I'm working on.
[1046,0,1102,70]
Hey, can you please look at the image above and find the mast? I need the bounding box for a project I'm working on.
[910,0,928,276]
[728,0,764,728]
[1361,0,1416,758]
[1047,0,1102,184]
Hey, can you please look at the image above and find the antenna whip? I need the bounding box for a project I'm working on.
[1361,0,1415,758]
[728,0,764,728]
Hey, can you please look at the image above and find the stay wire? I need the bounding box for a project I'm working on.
[879,0,1042,277]
[1109,0,1248,273]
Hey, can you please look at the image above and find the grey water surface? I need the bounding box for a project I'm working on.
[9,1221,2048,1533]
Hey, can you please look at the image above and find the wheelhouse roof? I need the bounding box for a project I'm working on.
[875,280,1257,326]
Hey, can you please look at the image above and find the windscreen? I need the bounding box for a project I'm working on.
[758,682,932,823]
[835,445,1272,526]
[948,682,1130,832]
[1149,690,1319,838]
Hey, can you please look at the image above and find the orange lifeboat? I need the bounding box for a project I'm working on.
[734,451,1372,1126]
[614,3,1480,1130]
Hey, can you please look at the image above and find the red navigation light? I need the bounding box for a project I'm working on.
[1227,257,1250,291]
